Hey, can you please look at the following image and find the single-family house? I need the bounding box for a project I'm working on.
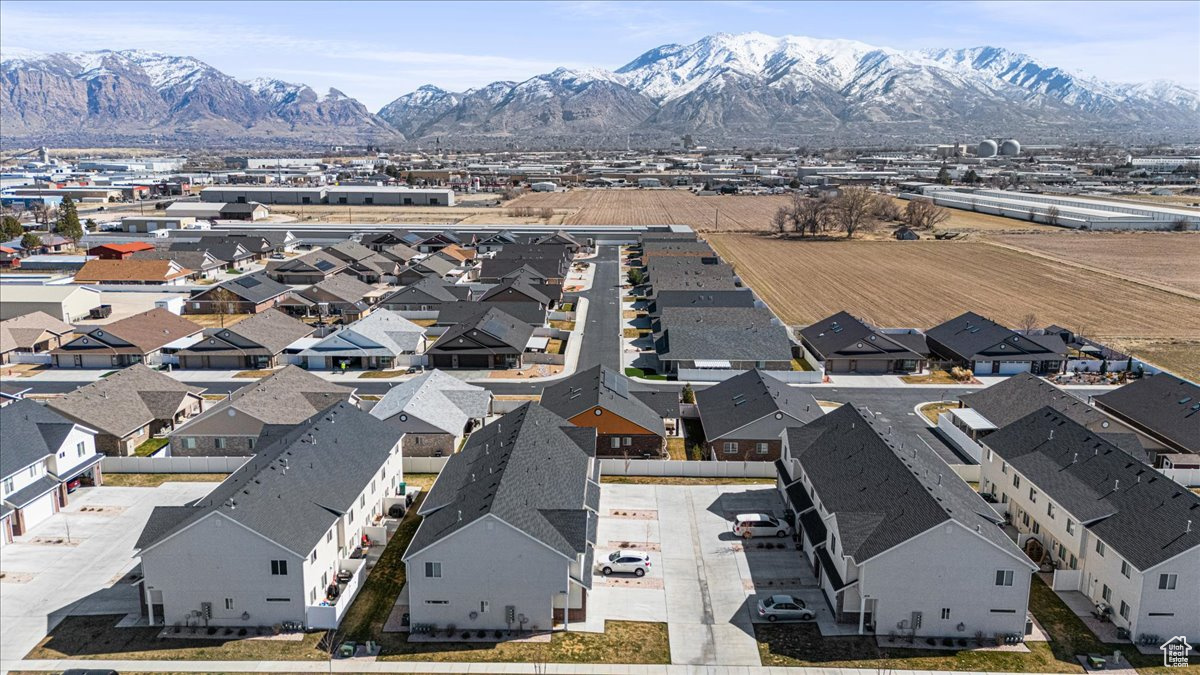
[541,365,666,457]
[926,312,1066,376]
[404,403,599,631]
[73,259,192,286]
[278,274,376,322]
[169,239,256,269]
[1092,374,1200,456]
[426,307,534,370]
[695,369,822,461]
[777,404,1036,638]
[362,230,423,251]
[136,402,405,629]
[799,311,928,374]
[87,242,157,260]
[369,369,492,457]
[474,230,520,253]
[297,309,426,371]
[415,230,463,253]
[186,274,292,315]
[435,300,548,328]
[132,248,226,280]
[51,308,202,368]
[478,278,552,308]
[655,308,793,376]
[176,309,315,370]
[377,243,420,265]
[168,365,356,456]
[0,311,74,364]
[267,250,348,285]
[377,277,472,315]
[47,363,204,456]
[395,255,458,286]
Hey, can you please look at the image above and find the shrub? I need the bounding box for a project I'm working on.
[476,629,486,638]
[207,626,217,635]
[238,627,247,636]
[461,631,471,639]
[494,629,503,639]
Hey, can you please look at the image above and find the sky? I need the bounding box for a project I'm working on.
[2,0,1197,110]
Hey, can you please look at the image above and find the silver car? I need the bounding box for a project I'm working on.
[597,550,651,577]
[757,594,815,622]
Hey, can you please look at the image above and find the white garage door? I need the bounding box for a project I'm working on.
[997,361,1032,375]
[20,492,57,532]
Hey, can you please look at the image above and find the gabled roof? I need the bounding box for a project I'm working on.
[0,399,84,478]
[695,369,822,440]
[650,290,755,315]
[325,240,376,263]
[377,243,420,263]
[200,273,290,304]
[308,273,375,304]
[479,278,551,305]
[787,405,1026,564]
[304,309,424,355]
[410,255,457,277]
[370,369,491,435]
[800,311,926,361]
[959,373,1107,429]
[406,403,597,560]
[58,308,201,354]
[381,276,462,304]
[74,259,191,283]
[170,239,255,262]
[541,365,665,436]
[138,402,401,556]
[182,309,314,356]
[657,308,792,363]
[171,365,354,433]
[926,312,1064,361]
[88,242,155,255]
[47,364,202,438]
[982,408,1200,570]
[429,306,533,353]
[132,248,225,271]
[0,311,74,351]
[435,244,475,263]
[272,250,347,275]
[1092,374,1200,453]
[437,300,547,327]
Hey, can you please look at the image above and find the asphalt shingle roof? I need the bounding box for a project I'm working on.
[47,364,202,438]
[799,311,926,362]
[657,308,792,363]
[202,273,291,304]
[927,312,1064,362]
[695,369,822,440]
[541,365,666,436]
[1093,374,1200,453]
[370,369,491,436]
[959,373,1105,429]
[0,399,78,478]
[171,365,354,436]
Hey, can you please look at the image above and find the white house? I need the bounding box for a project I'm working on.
[135,402,405,629]
[979,408,1200,643]
[777,404,1036,639]
[297,309,427,370]
[1,400,102,546]
[403,403,600,632]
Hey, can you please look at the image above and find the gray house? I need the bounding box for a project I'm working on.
[176,309,315,370]
[695,369,822,461]
[404,403,599,632]
[368,369,491,457]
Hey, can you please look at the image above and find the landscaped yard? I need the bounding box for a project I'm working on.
[233,369,276,378]
[681,418,707,460]
[374,621,669,664]
[919,401,959,424]
[666,437,687,460]
[132,437,169,457]
[102,473,229,488]
[901,370,962,385]
[358,370,402,378]
[549,320,576,331]
[624,366,667,380]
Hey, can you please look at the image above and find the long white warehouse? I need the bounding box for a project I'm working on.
[902,189,1200,230]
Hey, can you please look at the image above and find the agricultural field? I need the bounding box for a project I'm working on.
[268,204,569,226]
[988,232,1200,295]
[507,188,792,231]
[886,197,1063,233]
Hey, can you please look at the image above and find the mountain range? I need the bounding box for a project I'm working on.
[2,33,1197,148]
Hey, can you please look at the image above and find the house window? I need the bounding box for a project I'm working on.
[1119,601,1130,620]
[1013,475,1020,488]
[425,562,442,578]
[1047,502,1055,519]
[1159,573,1177,590]
[723,442,738,454]
[215,438,227,450]
[987,448,993,462]
[29,466,37,477]
[610,437,621,449]
[270,560,288,575]
[756,442,769,455]
[360,494,366,508]
[1069,554,1077,569]
[480,601,489,613]
[1066,519,1075,535]
[3,478,13,495]
[622,437,632,447]
[327,530,333,542]
[1029,488,1037,503]
[1120,561,1131,578]
[183,437,197,449]
[248,438,256,449]
[225,598,235,610]
[76,441,86,457]
[995,570,1014,586]
[310,588,317,603]
[1001,461,1008,474]
[1001,492,1008,504]
[266,597,290,602]
[1032,521,1041,535]
[1102,584,1111,602]
[1096,540,1106,557]
[941,608,951,620]
[425,600,448,605]
[311,550,317,563]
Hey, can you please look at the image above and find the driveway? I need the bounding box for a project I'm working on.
[0,481,219,660]
[590,483,811,666]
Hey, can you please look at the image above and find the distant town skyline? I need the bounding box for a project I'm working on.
[2,0,1197,110]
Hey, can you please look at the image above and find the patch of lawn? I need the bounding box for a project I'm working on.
[919,401,958,424]
[201,394,229,401]
[546,338,566,355]
[375,621,668,664]
[233,369,276,378]
[102,473,228,488]
[559,302,574,312]
[623,366,667,380]
[338,494,426,641]
[602,476,773,486]
[132,437,169,457]
[666,437,687,460]
[27,614,326,661]
[901,369,961,385]
[358,370,403,378]
[549,320,576,331]
[1026,576,1162,670]
[621,295,636,302]
[622,328,641,339]
[409,318,437,327]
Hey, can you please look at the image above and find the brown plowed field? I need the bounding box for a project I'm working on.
[507,189,790,231]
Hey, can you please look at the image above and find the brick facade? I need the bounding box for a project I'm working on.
[707,438,782,462]
[402,433,457,457]
[596,434,664,458]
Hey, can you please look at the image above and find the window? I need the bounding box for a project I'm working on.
[360,494,366,508]
[1096,540,1106,557]
[987,448,993,462]
[995,570,1014,586]
[270,560,288,575]
[1047,502,1055,519]
[1102,584,1112,602]
[248,438,256,449]
[1013,474,1020,488]
[310,588,317,603]
[327,530,333,542]
[830,535,838,555]
[480,601,489,613]
[623,437,632,447]
[425,562,442,578]
[1001,461,1008,474]
[1120,561,1131,579]
[425,600,448,605]
[1032,521,1041,535]
[29,466,37,477]
[2,478,12,495]
[225,598,235,610]
[76,441,86,457]
[990,609,1017,614]
[215,437,227,450]
[1029,488,1037,503]
[1001,492,1009,504]
[756,442,769,455]
[723,442,738,454]
[610,437,621,449]
[1158,573,1177,590]
[1119,601,1130,620]
[941,608,951,620]
[1066,519,1075,535]
[310,550,317,563]
[1069,554,1077,569]
[183,437,197,450]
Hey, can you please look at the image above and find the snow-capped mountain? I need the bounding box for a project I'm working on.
[1,49,397,143]
[4,34,1197,147]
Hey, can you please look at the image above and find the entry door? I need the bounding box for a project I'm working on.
[992,361,1001,374]
[73,354,82,367]
[849,359,858,372]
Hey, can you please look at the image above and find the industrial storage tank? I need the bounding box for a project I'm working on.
[977,140,998,158]
[1000,139,1021,156]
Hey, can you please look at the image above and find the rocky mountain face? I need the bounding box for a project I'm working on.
[3,35,1197,148]
[1,49,398,145]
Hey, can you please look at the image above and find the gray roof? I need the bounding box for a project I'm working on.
[650,290,756,316]
[982,407,1200,570]
[0,399,79,478]
[800,311,927,362]
[658,308,792,363]
[326,240,376,263]
[431,306,534,353]
[410,255,457,277]
[370,369,491,436]
[406,403,598,560]
[959,373,1108,429]
[479,278,551,306]
[695,370,822,440]
[132,248,225,271]
[202,273,291,304]
[786,404,1026,563]
[137,402,402,556]
[182,309,314,356]
[381,276,462,304]
[305,309,424,355]
[1092,374,1200,453]
[5,475,60,508]
[309,273,375,304]
[273,250,347,275]
[170,365,354,436]
[47,364,202,438]
[927,312,1064,362]
[541,365,665,436]
[437,301,547,327]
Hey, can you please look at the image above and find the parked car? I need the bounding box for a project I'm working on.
[596,550,650,577]
[732,513,791,539]
[757,594,814,622]
[66,478,82,493]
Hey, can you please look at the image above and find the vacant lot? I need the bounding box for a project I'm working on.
[707,234,1200,341]
[989,232,1200,296]
[508,188,792,232]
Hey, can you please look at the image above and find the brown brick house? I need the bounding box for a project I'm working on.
[540,365,667,457]
[695,369,823,461]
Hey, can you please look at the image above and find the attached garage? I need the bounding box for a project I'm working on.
[6,477,61,536]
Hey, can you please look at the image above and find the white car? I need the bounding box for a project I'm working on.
[597,550,651,577]
[732,513,792,539]
[757,594,815,622]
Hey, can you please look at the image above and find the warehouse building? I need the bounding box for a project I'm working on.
[901,189,1200,230]
[325,186,454,206]
[201,186,327,205]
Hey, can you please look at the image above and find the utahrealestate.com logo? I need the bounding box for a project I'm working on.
[1160,636,1193,668]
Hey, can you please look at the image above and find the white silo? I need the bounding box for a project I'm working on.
[999,139,1021,156]
[978,140,998,158]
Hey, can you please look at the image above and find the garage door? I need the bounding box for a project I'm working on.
[457,354,491,368]
[20,492,57,532]
[997,362,1031,375]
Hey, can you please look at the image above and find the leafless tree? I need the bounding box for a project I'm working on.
[831,187,876,238]
[903,197,951,230]
[772,206,790,234]
[873,194,901,222]
[1045,205,1061,227]
[1019,313,1039,333]
[794,195,832,237]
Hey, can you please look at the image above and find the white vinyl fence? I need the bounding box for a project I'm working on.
[102,456,250,473]
[599,459,776,478]
[403,456,450,474]
[1162,468,1200,488]
[8,352,53,365]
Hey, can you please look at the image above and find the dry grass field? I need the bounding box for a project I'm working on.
[990,232,1200,295]
[507,189,792,231]
[269,204,570,226]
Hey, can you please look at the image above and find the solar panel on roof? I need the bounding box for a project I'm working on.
[602,369,629,398]
[314,259,335,271]
[237,277,261,288]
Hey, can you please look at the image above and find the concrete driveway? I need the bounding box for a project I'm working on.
[0,481,218,660]
[589,483,809,667]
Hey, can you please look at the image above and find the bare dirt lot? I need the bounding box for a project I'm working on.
[507,189,792,232]
[268,204,570,226]
[988,232,1200,296]
[886,197,1064,233]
